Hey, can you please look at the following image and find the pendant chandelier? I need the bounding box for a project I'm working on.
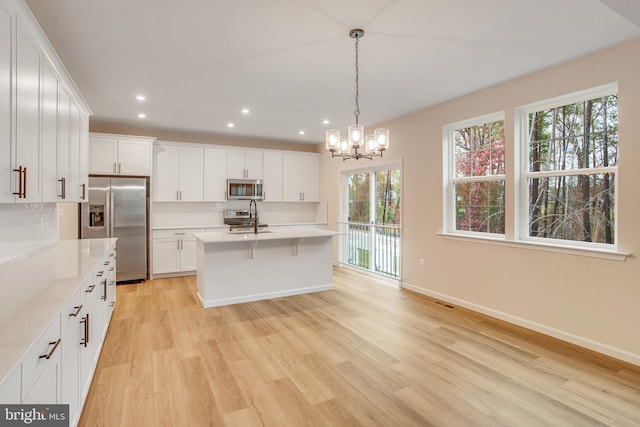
[326,29,389,160]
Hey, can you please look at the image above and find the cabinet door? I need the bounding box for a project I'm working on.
[262,151,283,201]
[68,100,81,201]
[180,238,198,271]
[89,137,117,174]
[78,113,89,201]
[23,350,61,404]
[227,150,246,178]
[300,154,320,202]
[244,150,263,179]
[178,147,203,201]
[0,365,21,404]
[282,153,302,201]
[0,3,11,203]
[15,23,41,203]
[61,317,80,425]
[118,139,151,175]
[153,238,180,273]
[41,59,59,202]
[203,148,227,201]
[153,144,180,201]
[57,85,71,201]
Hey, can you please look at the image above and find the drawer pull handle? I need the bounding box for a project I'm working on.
[96,271,104,277]
[80,314,89,347]
[39,339,61,360]
[69,305,83,317]
[102,279,107,300]
[104,261,110,266]
[109,266,115,271]
[85,284,96,293]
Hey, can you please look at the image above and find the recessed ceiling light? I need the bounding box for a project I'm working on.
[322,119,330,125]
[137,113,146,118]
[241,108,250,115]
[136,95,146,101]
[227,122,235,128]
[299,130,305,135]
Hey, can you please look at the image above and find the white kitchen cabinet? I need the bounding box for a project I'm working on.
[152,228,203,275]
[154,144,204,201]
[203,147,227,201]
[57,84,71,200]
[0,1,11,203]
[262,151,283,201]
[41,58,60,202]
[78,113,89,201]
[228,148,262,179]
[21,317,61,403]
[60,289,82,426]
[282,153,320,202]
[13,20,41,203]
[89,134,154,176]
[68,99,81,201]
[0,365,20,404]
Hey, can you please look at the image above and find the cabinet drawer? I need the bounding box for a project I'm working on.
[61,288,83,334]
[21,318,61,401]
[153,228,204,239]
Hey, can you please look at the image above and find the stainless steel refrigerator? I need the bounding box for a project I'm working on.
[81,177,148,283]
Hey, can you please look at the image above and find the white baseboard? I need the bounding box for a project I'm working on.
[401,281,640,367]
[198,284,334,308]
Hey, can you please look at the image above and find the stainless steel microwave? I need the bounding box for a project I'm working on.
[227,179,263,200]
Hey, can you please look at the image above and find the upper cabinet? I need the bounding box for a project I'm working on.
[262,151,283,202]
[0,2,10,202]
[203,147,227,201]
[283,153,320,202]
[1,0,92,203]
[154,142,204,202]
[89,134,154,176]
[227,148,262,179]
[14,19,41,203]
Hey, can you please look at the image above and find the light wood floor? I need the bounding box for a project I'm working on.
[79,268,640,426]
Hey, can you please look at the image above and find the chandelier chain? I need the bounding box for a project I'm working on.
[354,35,360,125]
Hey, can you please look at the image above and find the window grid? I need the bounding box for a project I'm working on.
[446,115,506,236]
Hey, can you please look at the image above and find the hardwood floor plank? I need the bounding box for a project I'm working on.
[78,268,640,426]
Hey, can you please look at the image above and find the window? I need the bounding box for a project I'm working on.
[444,114,505,235]
[521,85,618,246]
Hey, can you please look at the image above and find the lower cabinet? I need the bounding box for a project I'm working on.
[0,242,116,427]
[152,228,203,275]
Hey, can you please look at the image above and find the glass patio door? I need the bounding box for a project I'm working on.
[341,166,401,279]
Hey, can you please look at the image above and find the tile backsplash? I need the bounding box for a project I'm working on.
[0,203,58,242]
[152,201,328,228]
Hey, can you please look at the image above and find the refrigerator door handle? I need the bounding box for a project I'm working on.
[109,191,115,238]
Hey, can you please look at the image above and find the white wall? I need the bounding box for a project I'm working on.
[320,38,640,365]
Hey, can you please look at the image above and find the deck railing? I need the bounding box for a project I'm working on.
[338,221,401,279]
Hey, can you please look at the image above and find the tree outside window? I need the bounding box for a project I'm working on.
[447,116,506,235]
[526,93,617,245]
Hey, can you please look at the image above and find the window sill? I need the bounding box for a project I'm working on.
[437,232,629,261]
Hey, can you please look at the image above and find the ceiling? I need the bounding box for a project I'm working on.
[25,0,640,145]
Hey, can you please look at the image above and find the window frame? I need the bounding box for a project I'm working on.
[515,82,619,250]
[443,112,506,238]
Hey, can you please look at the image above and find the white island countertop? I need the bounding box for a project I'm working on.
[193,228,339,243]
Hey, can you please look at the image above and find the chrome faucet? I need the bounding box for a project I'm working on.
[249,200,258,234]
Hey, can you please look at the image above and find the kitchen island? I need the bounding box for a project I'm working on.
[194,229,338,307]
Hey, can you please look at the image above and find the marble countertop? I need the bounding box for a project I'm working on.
[0,238,117,383]
[194,229,339,244]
